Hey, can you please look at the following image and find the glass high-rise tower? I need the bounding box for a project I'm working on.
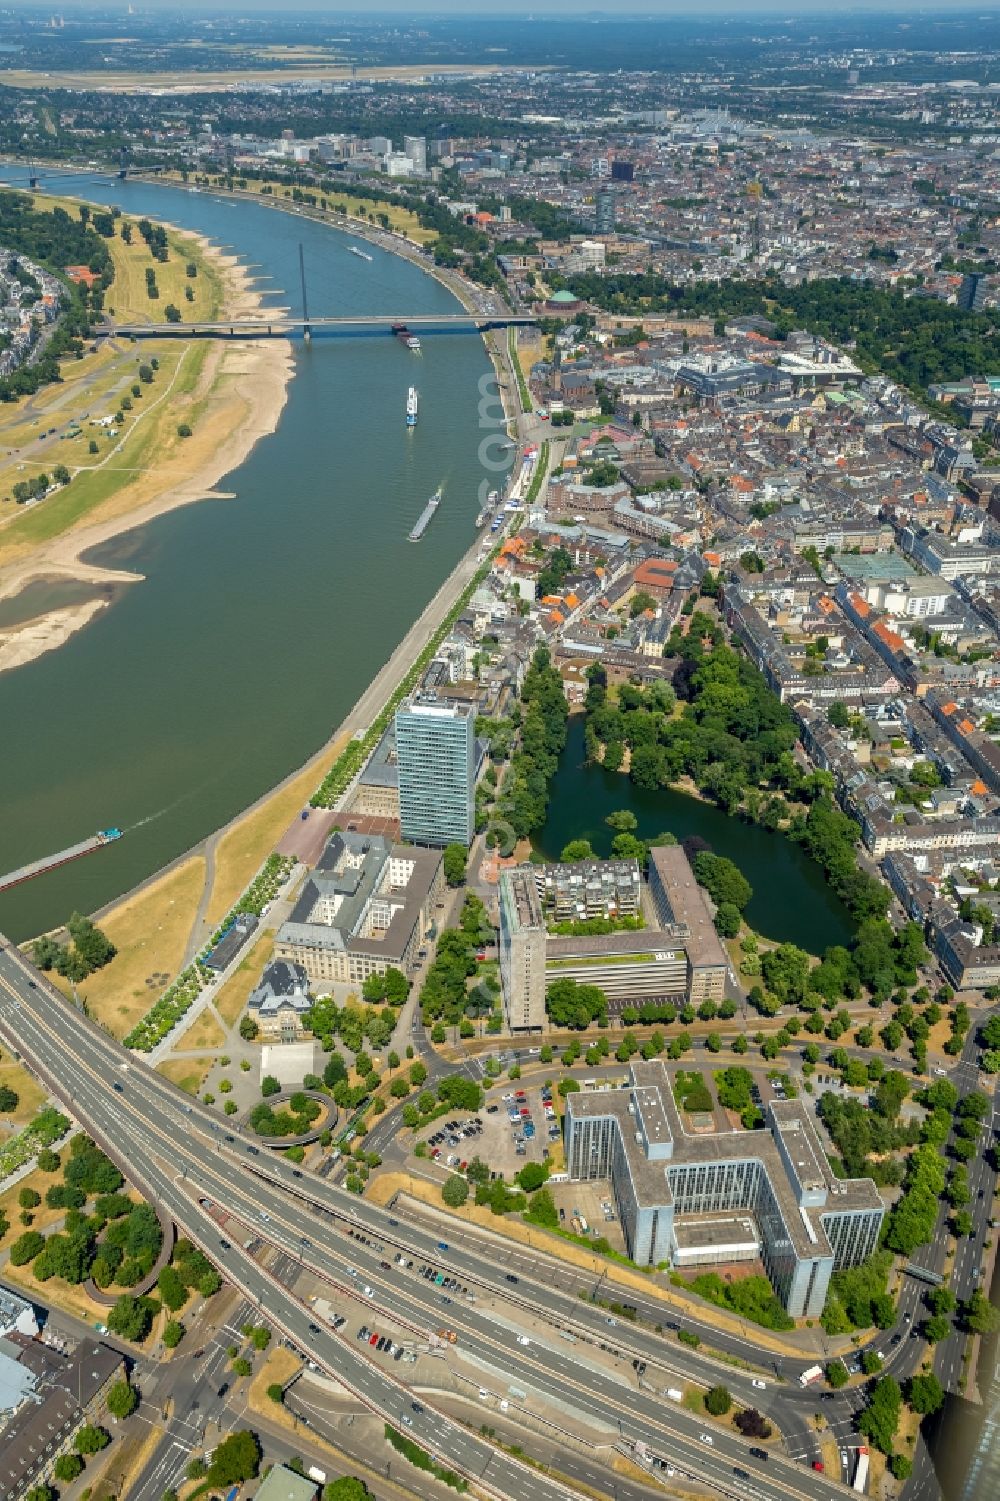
[395,700,475,847]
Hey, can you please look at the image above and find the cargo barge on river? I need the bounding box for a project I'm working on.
[0,828,123,895]
[409,487,442,542]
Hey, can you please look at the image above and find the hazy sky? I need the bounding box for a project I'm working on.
[44,1,1000,13]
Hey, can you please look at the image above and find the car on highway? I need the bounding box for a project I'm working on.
[751,1379,766,1389]
[699,1434,714,1446]
[749,1448,768,1461]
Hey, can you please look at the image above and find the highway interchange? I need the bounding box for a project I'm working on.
[0,936,864,1501]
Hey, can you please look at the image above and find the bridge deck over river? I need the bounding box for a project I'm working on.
[102,312,537,340]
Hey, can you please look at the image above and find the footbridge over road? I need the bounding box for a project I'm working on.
[0,935,850,1501]
[99,313,538,340]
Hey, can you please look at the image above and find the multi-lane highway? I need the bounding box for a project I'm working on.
[0,938,857,1501]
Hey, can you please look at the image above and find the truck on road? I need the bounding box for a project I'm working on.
[852,1447,869,1493]
[800,1364,824,1387]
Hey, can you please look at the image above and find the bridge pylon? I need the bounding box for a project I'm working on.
[299,243,311,343]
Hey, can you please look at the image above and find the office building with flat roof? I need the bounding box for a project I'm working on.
[499,868,547,1032]
[565,1061,883,1317]
[646,844,730,1002]
[395,698,475,848]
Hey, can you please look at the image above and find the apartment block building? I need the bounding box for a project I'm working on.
[532,859,641,924]
[565,1062,883,1317]
[0,1338,124,1501]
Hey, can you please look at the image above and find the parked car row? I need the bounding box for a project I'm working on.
[419,1263,474,1300]
[429,1116,485,1162]
[356,1325,405,1361]
[345,1226,385,1254]
[541,1085,561,1142]
[503,1088,538,1155]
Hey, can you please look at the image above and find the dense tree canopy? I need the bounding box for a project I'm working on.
[499,647,568,839]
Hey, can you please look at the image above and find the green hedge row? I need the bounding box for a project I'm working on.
[384,1424,467,1492]
[0,1106,70,1183]
[123,964,203,1052]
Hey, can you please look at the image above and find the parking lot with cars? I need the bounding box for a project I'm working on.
[417,1084,560,1178]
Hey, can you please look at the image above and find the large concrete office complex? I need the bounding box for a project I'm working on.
[498,849,731,1028]
[274,830,443,987]
[565,1061,884,1317]
[395,699,475,847]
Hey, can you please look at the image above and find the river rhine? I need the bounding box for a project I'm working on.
[537,717,854,953]
[0,170,500,940]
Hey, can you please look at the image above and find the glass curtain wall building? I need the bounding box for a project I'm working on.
[395,699,475,847]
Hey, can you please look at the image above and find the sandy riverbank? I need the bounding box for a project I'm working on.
[0,227,293,674]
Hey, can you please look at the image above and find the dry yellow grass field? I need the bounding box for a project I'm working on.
[0,1054,48,1126]
[0,1163,68,1239]
[173,1011,226,1052]
[101,218,218,326]
[214,936,273,1027]
[74,857,206,1037]
[0,195,241,544]
[156,1057,214,1096]
[204,755,327,928]
[210,174,434,246]
[248,1345,302,1420]
[1,62,501,92]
